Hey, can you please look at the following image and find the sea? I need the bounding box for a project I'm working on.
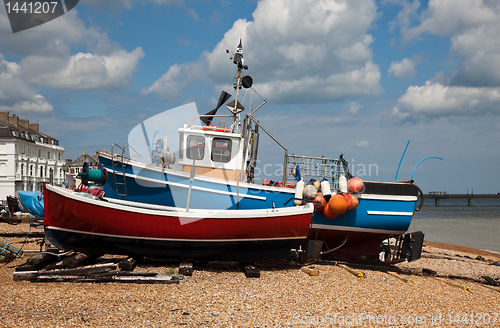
[409,197,500,253]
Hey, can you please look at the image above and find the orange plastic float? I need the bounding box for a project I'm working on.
[322,202,336,219]
[313,192,326,212]
[350,194,359,210]
[327,194,349,217]
[347,177,364,193]
[342,193,353,210]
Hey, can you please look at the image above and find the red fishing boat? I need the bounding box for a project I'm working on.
[43,184,316,262]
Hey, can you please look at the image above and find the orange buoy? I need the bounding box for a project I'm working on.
[322,202,337,219]
[313,192,326,212]
[342,193,353,210]
[328,194,349,216]
[348,177,363,193]
[350,194,359,210]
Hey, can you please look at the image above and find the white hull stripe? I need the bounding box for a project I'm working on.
[367,211,414,216]
[46,226,306,243]
[106,168,267,201]
[357,194,417,201]
[311,223,405,235]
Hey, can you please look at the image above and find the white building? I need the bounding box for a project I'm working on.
[0,112,65,201]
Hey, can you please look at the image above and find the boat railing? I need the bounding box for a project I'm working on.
[286,154,350,190]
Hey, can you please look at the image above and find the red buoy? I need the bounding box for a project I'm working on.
[348,177,363,193]
[313,192,326,212]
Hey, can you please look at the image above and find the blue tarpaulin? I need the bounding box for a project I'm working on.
[17,191,44,218]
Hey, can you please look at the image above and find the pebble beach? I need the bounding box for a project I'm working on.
[1,222,499,327]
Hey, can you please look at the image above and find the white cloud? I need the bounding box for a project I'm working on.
[20,48,145,90]
[388,58,416,78]
[343,101,363,114]
[392,81,500,120]
[0,9,117,56]
[401,0,498,41]
[355,141,370,148]
[147,0,381,104]
[394,0,500,88]
[0,55,53,113]
[390,1,500,119]
[141,61,205,100]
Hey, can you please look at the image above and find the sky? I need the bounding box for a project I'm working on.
[1,0,500,194]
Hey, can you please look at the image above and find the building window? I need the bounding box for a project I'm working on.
[38,149,41,157]
[58,153,61,160]
[186,135,205,160]
[48,151,51,159]
[211,138,233,163]
[21,164,24,176]
[30,165,33,176]
[40,166,43,177]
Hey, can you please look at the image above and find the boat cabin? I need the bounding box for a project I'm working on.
[177,124,246,181]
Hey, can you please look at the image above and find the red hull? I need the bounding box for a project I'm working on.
[43,185,313,261]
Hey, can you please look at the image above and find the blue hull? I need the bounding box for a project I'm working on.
[99,155,295,210]
[98,154,420,261]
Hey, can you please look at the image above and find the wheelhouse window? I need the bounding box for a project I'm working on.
[211,138,232,163]
[186,135,205,160]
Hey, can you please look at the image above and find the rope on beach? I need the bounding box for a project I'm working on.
[386,271,414,284]
[337,263,365,278]
[432,276,475,294]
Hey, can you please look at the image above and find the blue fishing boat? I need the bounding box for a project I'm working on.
[96,39,424,263]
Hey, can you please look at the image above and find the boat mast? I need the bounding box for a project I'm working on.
[232,68,243,131]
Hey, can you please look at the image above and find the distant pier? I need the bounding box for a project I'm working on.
[425,191,500,206]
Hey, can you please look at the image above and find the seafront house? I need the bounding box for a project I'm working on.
[64,151,99,188]
[0,112,65,202]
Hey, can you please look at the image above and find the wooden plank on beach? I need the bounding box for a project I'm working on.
[13,263,117,281]
[62,253,100,268]
[481,275,500,286]
[118,257,140,271]
[111,274,182,284]
[15,252,59,272]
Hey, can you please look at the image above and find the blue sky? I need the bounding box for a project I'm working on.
[1,0,500,194]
